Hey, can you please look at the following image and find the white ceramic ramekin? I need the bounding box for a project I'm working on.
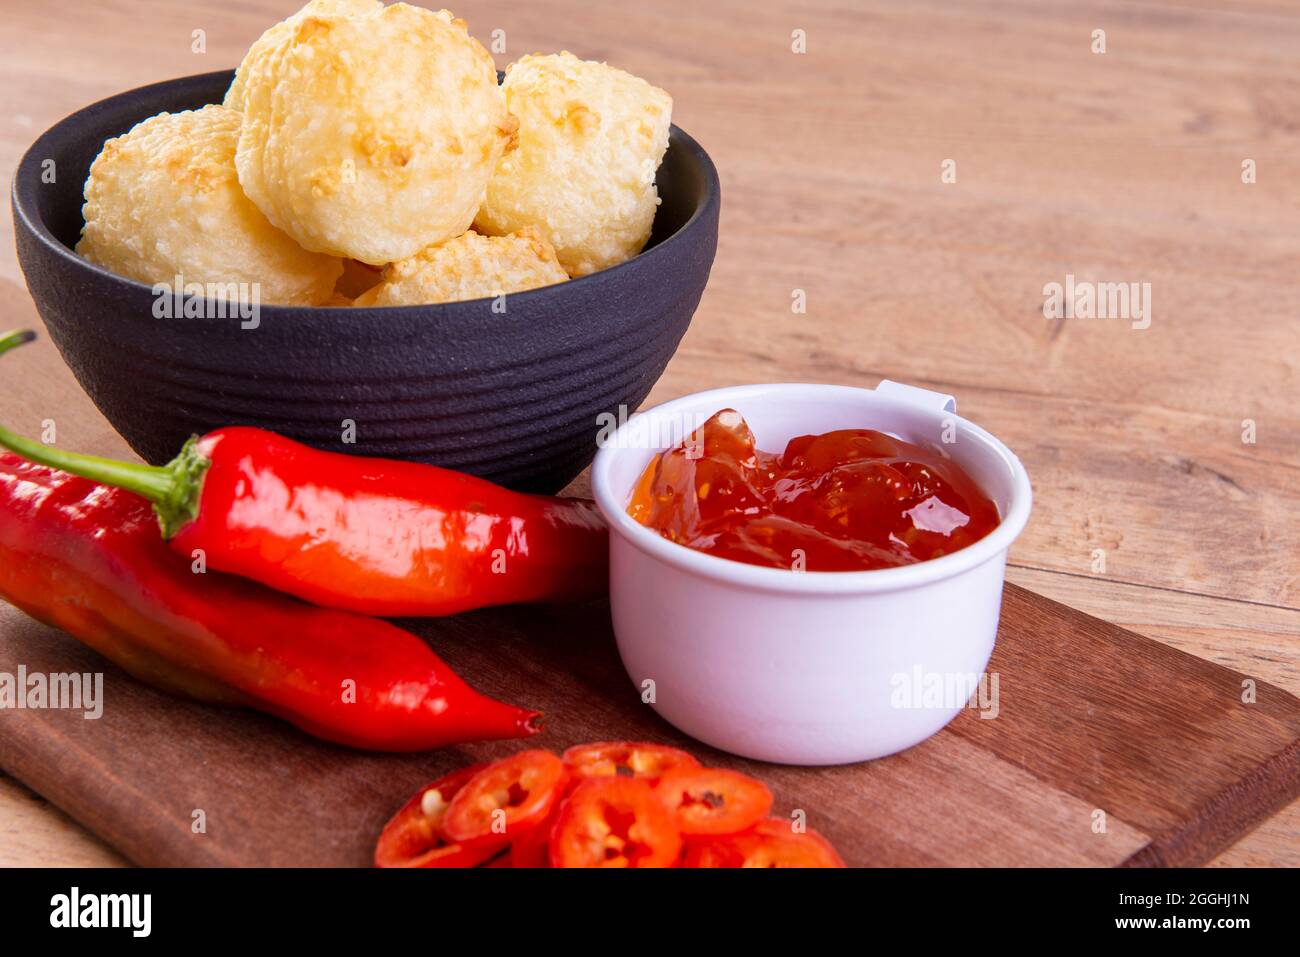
[591,381,1032,765]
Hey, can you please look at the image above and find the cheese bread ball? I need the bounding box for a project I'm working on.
[353,228,568,306]
[236,3,517,265]
[223,0,382,111]
[76,106,342,305]
[474,52,672,277]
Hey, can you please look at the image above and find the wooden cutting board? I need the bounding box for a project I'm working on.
[0,582,1296,867]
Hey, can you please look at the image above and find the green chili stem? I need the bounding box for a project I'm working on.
[0,330,208,537]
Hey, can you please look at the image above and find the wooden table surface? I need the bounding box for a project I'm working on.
[1,0,1297,867]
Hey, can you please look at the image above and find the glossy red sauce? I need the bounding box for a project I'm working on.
[627,409,1000,572]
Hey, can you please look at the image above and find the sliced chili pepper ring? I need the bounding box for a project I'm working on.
[549,777,683,868]
[509,804,560,868]
[684,818,846,868]
[562,740,700,784]
[440,749,568,847]
[374,764,495,868]
[654,766,773,836]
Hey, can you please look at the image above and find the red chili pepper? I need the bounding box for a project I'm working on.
[0,452,540,751]
[0,331,607,617]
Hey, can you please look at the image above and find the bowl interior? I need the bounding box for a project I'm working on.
[600,384,1025,513]
[592,382,1032,590]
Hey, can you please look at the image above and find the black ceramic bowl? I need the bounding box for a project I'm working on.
[12,70,719,493]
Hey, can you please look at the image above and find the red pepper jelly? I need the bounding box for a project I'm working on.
[627,409,1000,572]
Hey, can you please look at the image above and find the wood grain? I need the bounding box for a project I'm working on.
[0,771,125,867]
[1,583,1296,867]
[1,0,1298,864]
